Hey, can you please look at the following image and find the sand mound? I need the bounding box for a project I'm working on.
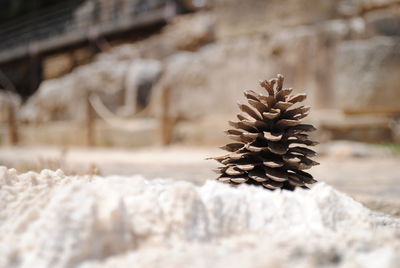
[0,167,399,267]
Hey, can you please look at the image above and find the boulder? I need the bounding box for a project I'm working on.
[20,75,82,122]
[137,12,215,59]
[95,44,140,62]
[20,59,130,122]
[21,55,165,123]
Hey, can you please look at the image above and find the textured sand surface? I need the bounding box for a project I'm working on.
[1,167,399,268]
[1,145,399,217]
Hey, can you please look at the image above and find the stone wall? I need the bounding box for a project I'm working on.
[148,0,400,143]
[335,36,400,115]
[17,0,400,145]
[213,0,340,38]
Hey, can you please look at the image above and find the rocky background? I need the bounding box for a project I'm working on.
[1,0,400,147]
[1,2,400,267]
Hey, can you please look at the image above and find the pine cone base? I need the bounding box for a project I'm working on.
[210,74,319,191]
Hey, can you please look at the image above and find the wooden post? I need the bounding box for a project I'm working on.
[160,86,173,145]
[6,102,18,145]
[86,93,95,147]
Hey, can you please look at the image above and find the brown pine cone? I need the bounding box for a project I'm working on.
[210,74,319,191]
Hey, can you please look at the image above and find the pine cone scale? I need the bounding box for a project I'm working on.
[263,131,283,141]
[236,164,255,171]
[289,146,316,157]
[274,101,293,111]
[248,99,269,113]
[263,159,284,168]
[259,95,276,107]
[220,143,244,152]
[262,180,283,190]
[231,177,248,183]
[238,104,263,120]
[276,88,293,100]
[264,167,288,182]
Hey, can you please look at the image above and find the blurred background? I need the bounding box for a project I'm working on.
[0,0,399,214]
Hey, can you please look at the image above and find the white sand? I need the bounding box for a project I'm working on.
[0,166,399,268]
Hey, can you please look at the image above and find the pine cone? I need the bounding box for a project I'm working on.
[210,74,319,191]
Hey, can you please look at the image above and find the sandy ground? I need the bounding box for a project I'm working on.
[1,169,400,268]
[0,143,399,216]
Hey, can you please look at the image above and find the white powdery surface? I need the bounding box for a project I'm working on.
[0,167,399,268]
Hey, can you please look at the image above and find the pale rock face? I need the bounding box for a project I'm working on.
[19,57,164,122]
[19,75,81,122]
[19,59,130,123]
[0,167,399,268]
[213,0,400,37]
[149,17,370,126]
[137,12,215,59]
[95,44,140,62]
[149,40,277,122]
[18,12,215,124]
[334,36,400,115]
